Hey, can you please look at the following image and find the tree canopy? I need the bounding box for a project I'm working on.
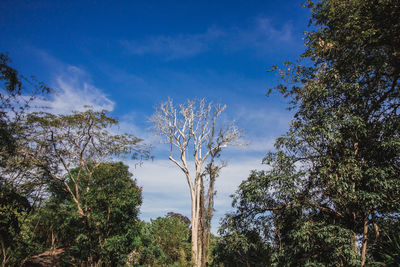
[216,0,400,266]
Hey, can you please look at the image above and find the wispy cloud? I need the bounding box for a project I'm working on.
[121,27,224,60]
[222,103,292,156]
[121,16,295,60]
[49,66,115,114]
[254,17,293,42]
[29,49,115,114]
[231,17,294,51]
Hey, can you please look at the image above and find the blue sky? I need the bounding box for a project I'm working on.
[0,0,310,232]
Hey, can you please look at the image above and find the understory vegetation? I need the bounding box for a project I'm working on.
[1,0,399,266]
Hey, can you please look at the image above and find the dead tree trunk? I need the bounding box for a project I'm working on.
[151,98,242,267]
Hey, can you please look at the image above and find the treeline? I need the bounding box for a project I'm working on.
[1,0,400,266]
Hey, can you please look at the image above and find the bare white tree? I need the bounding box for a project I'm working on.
[151,98,242,267]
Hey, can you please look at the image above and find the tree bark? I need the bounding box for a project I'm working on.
[360,211,370,267]
[1,238,7,267]
[352,211,357,255]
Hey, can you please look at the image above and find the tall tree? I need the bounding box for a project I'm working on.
[265,0,400,265]
[218,0,400,265]
[151,98,242,267]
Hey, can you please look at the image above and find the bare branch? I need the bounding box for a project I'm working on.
[151,98,244,267]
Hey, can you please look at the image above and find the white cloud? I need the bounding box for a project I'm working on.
[28,49,115,114]
[131,156,266,233]
[48,67,114,114]
[221,103,292,155]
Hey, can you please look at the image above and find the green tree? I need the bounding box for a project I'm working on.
[25,109,148,220]
[132,221,166,266]
[150,215,191,265]
[0,52,21,163]
[265,0,400,265]
[135,214,191,266]
[0,183,31,267]
[218,169,358,266]
[0,53,49,267]
[213,214,272,267]
[369,216,400,266]
[74,162,143,265]
[28,162,143,266]
[0,52,49,175]
[220,0,400,265]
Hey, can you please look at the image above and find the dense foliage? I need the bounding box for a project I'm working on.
[0,53,50,266]
[215,0,400,266]
[69,162,143,265]
[134,214,191,266]
[213,211,272,267]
